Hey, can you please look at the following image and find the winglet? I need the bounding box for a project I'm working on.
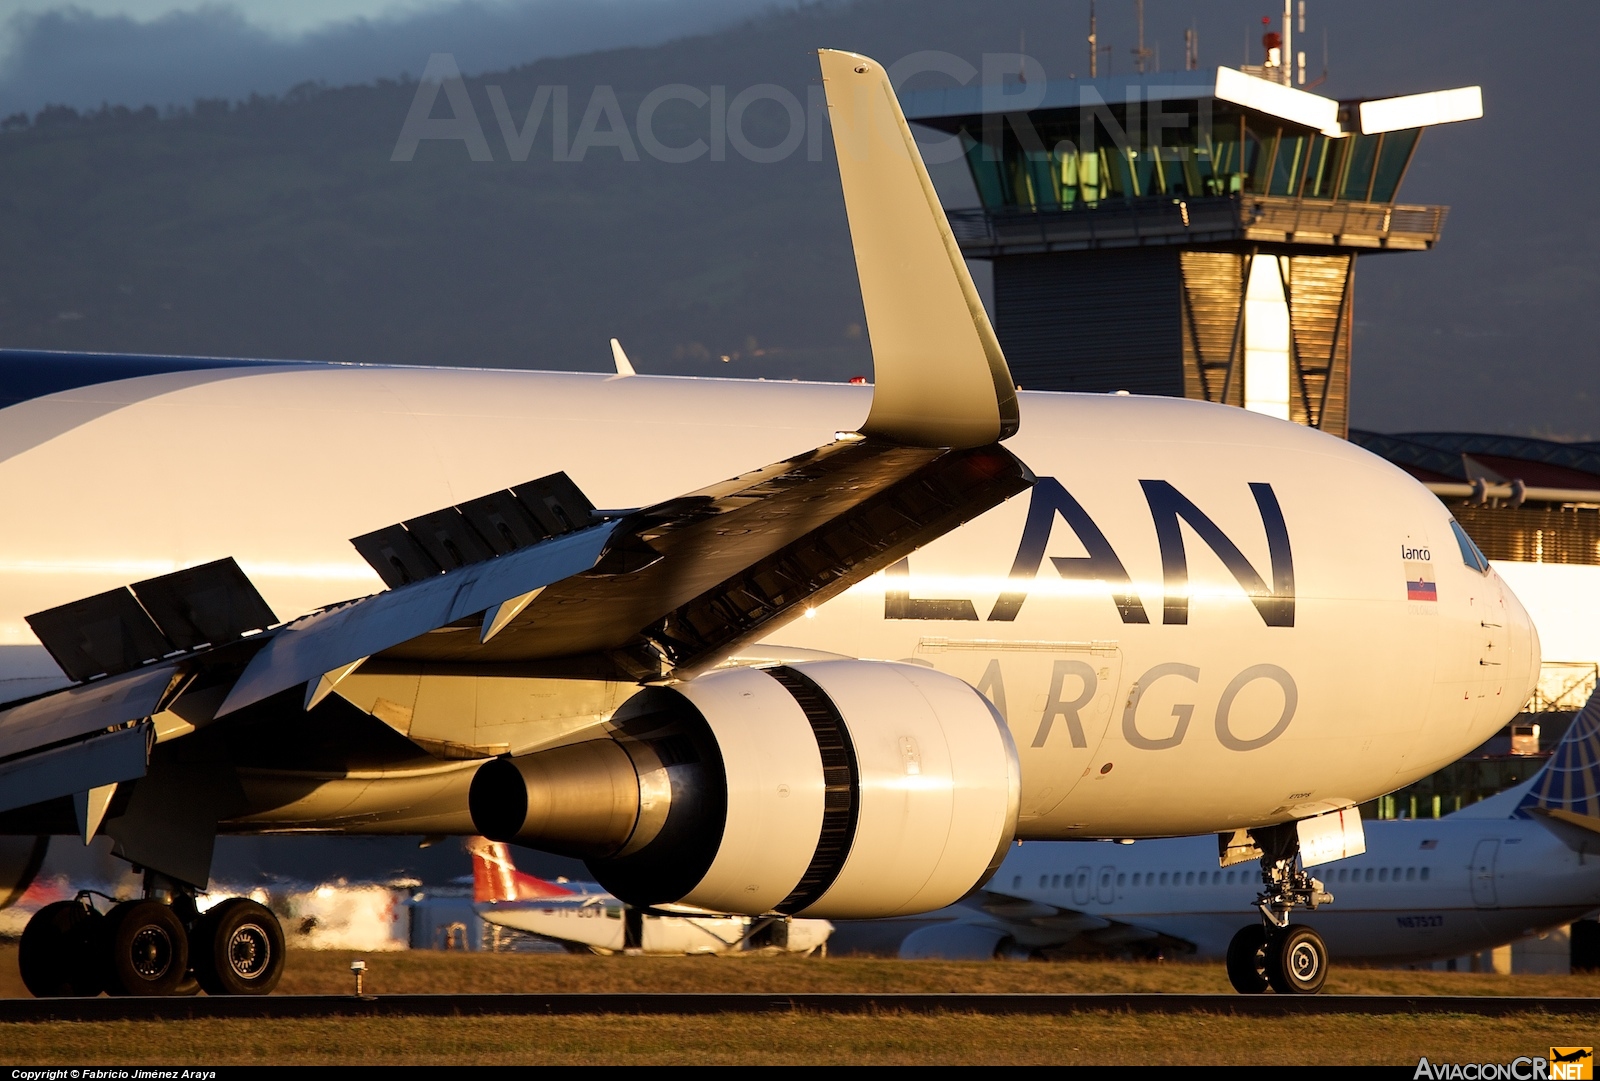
[819,49,1018,449]
[610,338,636,376]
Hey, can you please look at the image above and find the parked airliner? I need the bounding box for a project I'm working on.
[904,690,1600,993]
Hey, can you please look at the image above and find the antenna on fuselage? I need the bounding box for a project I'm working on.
[609,338,636,376]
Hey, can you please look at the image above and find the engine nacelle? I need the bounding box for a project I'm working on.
[470,660,1019,919]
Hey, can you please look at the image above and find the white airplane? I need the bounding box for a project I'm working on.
[0,50,1538,999]
[468,838,831,955]
[903,690,1600,993]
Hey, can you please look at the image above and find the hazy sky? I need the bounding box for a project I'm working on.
[0,2,449,33]
[0,1,465,49]
[0,0,789,113]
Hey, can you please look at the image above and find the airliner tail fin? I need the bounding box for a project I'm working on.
[467,836,577,903]
[1516,688,1600,819]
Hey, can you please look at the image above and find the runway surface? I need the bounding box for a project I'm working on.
[2,993,1597,1021]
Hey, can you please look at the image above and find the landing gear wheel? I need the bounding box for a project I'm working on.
[18,899,106,997]
[1265,924,1328,995]
[104,900,189,996]
[1225,924,1270,995]
[192,898,284,996]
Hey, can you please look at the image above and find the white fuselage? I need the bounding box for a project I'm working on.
[994,819,1600,962]
[0,365,1539,839]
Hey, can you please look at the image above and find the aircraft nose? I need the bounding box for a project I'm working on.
[1500,570,1542,709]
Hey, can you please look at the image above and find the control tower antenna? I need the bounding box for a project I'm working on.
[1133,0,1152,75]
[1249,11,1287,84]
[1296,1,1308,85]
[1282,0,1293,86]
[1088,1,1112,78]
[1088,0,1097,79]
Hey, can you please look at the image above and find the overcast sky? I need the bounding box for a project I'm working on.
[0,0,790,114]
[0,1,452,37]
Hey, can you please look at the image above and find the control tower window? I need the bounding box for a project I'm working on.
[1269,132,1311,196]
[1302,134,1340,199]
[949,102,1423,212]
[1370,129,1421,203]
[1340,134,1379,201]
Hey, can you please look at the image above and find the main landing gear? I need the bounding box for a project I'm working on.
[1225,827,1333,995]
[18,872,285,998]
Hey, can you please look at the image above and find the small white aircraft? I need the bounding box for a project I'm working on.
[903,691,1600,993]
[0,49,1538,998]
[468,838,831,955]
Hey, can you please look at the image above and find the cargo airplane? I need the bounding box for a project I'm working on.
[0,51,1537,999]
[468,838,832,955]
[905,692,1600,992]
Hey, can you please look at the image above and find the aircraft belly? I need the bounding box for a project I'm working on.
[229,765,478,833]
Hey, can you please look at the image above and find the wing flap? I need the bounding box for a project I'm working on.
[0,722,151,815]
[25,558,275,682]
[370,440,1030,680]
[0,664,175,762]
[217,522,619,716]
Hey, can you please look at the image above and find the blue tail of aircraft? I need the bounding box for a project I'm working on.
[1516,689,1600,820]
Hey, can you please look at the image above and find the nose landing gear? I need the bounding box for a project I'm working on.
[17,872,285,998]
[1224,823,1334,995]
[1227,922,1329,995]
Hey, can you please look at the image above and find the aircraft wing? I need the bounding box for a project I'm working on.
[900,888,1181,959]
[0,439,1027,813]
[222,438,1027,710]
[0,48,1030,818]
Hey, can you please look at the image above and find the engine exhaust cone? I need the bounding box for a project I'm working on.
[469,739,641,859]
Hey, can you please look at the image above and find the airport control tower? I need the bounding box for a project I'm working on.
[901,40,1481,439]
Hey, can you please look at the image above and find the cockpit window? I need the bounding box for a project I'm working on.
[1449,519,1490,573]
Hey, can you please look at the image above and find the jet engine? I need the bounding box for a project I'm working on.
[469,660,1020,919]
